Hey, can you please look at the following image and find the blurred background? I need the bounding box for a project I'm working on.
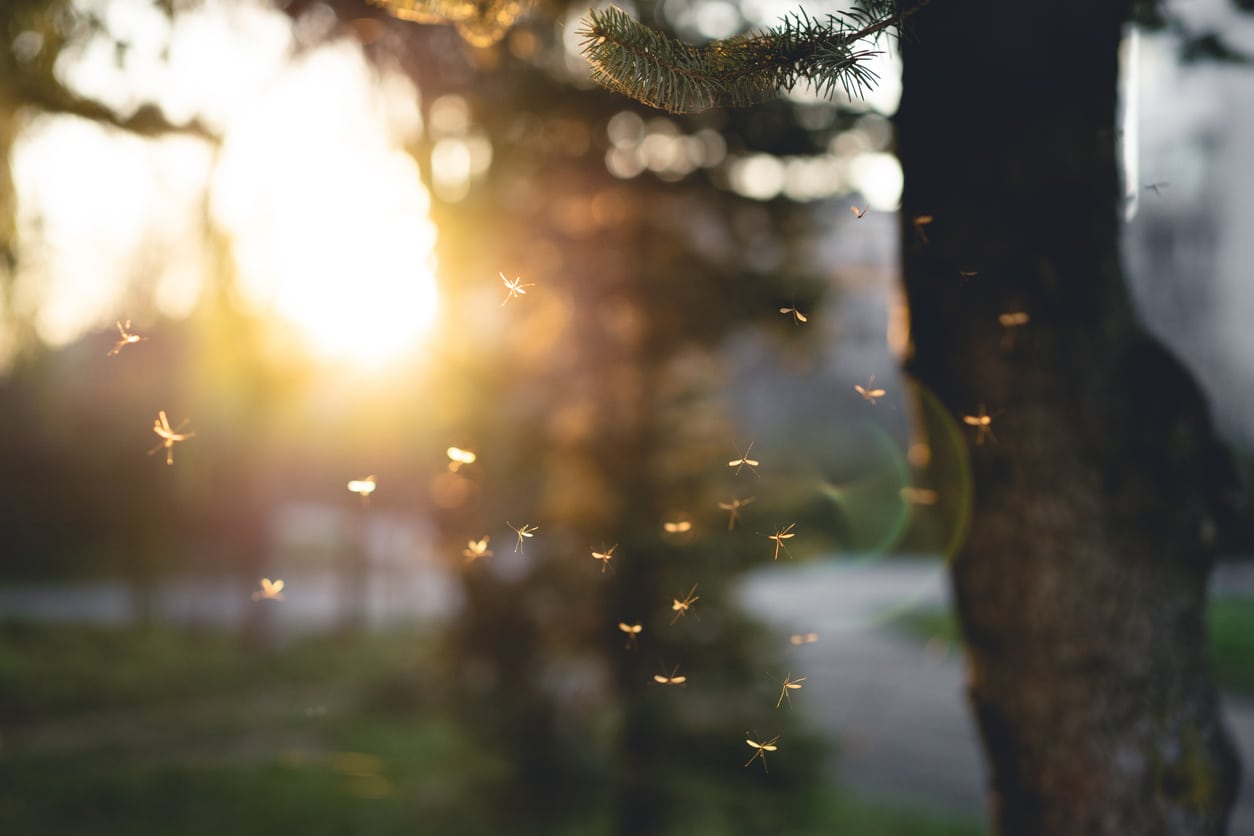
[0,1,1251,834]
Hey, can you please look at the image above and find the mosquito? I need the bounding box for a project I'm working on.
[718,496,754,530]
[851,205,868,219]
[913,215,934,244]
[998,311,1030,349]
[788,632,819,646]
[108,320,146,356]
[463,537,493,562]
[347,475,377,498]
[618,621,643,650]
[252,578,285,602]
[446,446,477,472]
[900,486,940,506]
[767,523,796,561]
[854,376,886,404]
[728,442,760,477]
[149,410,194,465]
[507,521,539,552]
[1145,181,1170,196]
[662,519,692,534]
[670,583,699,625]
[592,544,617,573]
[962,404,999,446]
[653,664,687,686]
[744,734,780,773]
[776,672,807,709]
[499,272,534,305]
[779,303,808,326]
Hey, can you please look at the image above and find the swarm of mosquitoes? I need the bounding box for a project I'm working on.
[113,242,1007,774]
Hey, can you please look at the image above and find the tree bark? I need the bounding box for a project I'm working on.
[898,2,1241,833]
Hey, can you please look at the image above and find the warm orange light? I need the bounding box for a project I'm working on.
[446,446,477,471]
[728,442,760,477]
[962,404,999,446]
[499,271,534,306]
[767,523,796,561]
[900,486,940,506]
[507,521,538,552]
[463,537,492,562]
[618,621,643,649]
[653,664,687,686]
[744,735,780,772]
[347,475,377,497]
[252,578,285,601]
[779,304,807,325]
[149,410,194,465]
[591,544,617,573]
[776,673,806,709]
[907,442,931,468]
[913,214,934,243]
[854,376,886,404]
[717,496,754,531]
[108,320,146,356]
[670,583,699,625]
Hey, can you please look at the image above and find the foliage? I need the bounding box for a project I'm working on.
[577,4,896,114]
[890,596,1254,699]
[0,620,430,719]
[1206,596,1254,696]
[0,622,984,836]
[370,0,531,46]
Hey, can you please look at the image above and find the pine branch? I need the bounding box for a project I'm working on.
[579,1,929,114]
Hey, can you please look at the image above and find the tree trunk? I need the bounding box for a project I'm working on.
[898,2,1241,833]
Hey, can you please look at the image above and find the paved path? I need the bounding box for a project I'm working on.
[737,558,1254,834]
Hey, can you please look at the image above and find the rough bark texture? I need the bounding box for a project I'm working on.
[898,2,1241,834]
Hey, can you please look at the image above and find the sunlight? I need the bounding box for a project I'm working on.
[212,43,438,368]
[14,0,437,369]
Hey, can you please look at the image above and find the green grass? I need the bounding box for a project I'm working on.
[0,620,428,719]
[0,621,983,836]
[1206,597,1254,696]
[892,607,964,648]
[891,597,1254,699]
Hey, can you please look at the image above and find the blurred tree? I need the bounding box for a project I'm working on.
[580,0,1252,834]
[0,0,212,348]
[283,2,859,833]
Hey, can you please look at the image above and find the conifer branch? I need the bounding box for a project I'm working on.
[579,1,929,114]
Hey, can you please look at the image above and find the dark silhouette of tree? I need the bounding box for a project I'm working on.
[897,3,1243,832]
[563,0,1254,832]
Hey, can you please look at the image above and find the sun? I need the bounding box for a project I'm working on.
[212,44,439,368]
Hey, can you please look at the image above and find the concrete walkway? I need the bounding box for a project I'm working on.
[737,558,1254,834]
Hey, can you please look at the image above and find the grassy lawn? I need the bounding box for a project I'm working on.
[1206,597,1254,697]
[0,621,983,836]
[891,597,1254,699]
